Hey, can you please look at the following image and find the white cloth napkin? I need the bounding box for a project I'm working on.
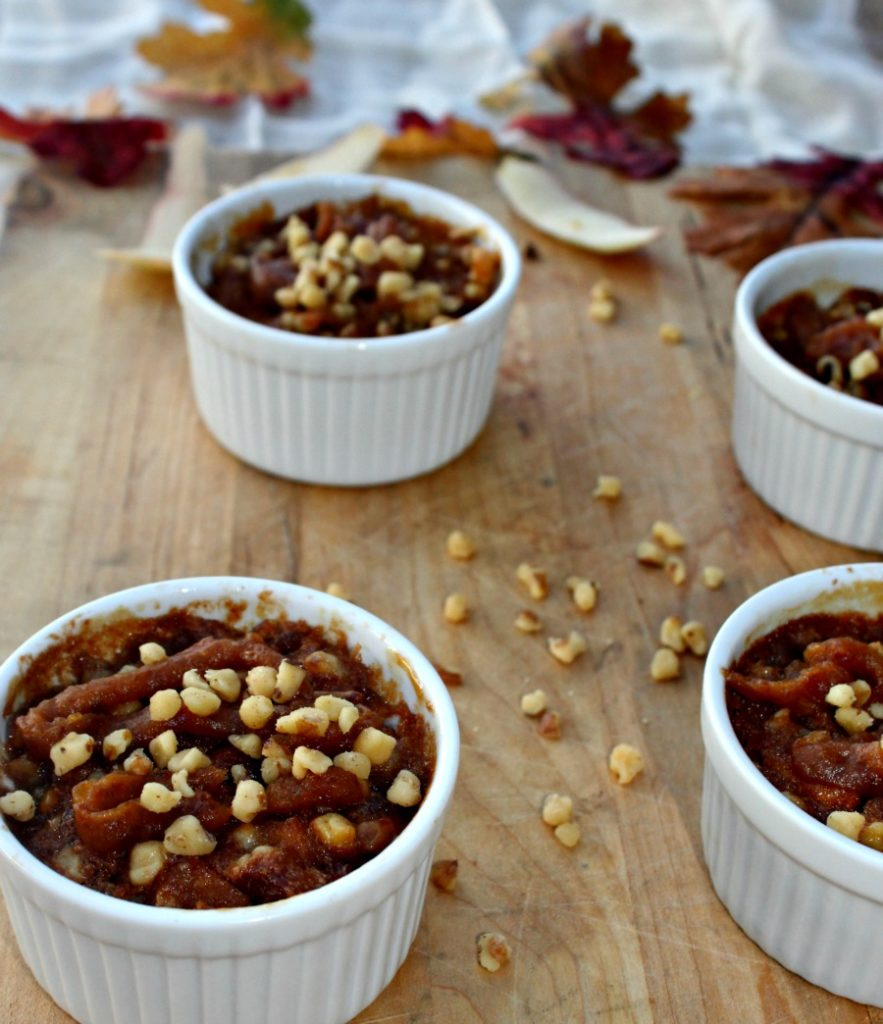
[0,0,881,164]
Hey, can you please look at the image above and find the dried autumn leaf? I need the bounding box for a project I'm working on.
[380,110,498,161]
[496,156,660,253]
[0,106,166,187]
[510,18,690,180]
[670,149,883,273]
[137,0,311,109]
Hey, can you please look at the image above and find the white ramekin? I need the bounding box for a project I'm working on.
[0,578,460,1024]
[172,174,521,486]
[732,239,883,551]
[702,562,883,1004]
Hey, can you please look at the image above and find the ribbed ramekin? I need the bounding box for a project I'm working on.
[702,562,883,1004]
[732,239,883,551]
[172,174,520,486]
[0,578,459,1024]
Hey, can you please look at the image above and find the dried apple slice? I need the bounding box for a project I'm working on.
[495,155,660,253]
[245,122,385,185]
[99,124,207,271]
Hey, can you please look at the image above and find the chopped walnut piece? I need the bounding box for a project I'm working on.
[547,631,587,665]
[432,662,464,687]
[651,520,685,550]
[593,475,621,500]
[609,743,644,785]
[636,540,665,566]
[665,555,687,586]
[659,616,686,653]
[232,779,267,823]
[387,769,422,807]
[658,322,683,345]
[860,821,883,851]
[650,647,680,682]
[516,563,549,601]
[325,581,351,600]
[446,529,476,560]
[590,278,613,302]
[477,931,512,973]
[273,661,305,702]
[825,683,855,708]
[520,689,548,717]
[123,748,153,775]
[870,702,883,720]
[163,815,217,856]
[149,729,178,769]
[240,694,274,730]
[149,689,182,722]
[536,709,562,740]
[291,746,333,779]
[827,810,865,840]
[246,665,277,698]
[514,609,542,633]
[49,732,95,776]
[354,726,396,765]
[866,307,883,328]
[205,668,241,703]
[554,822,581,848]
[140,781,183,814]
[443,593,469,624]
[835,706,873,735]
[702,565,725,589]
[181,686,222,717]
[0,790,35,822]
[430,858,459,893]
[853,679,872,706]
[565,576,598,612]
[129,841,167,886]
[102,728,133,761]
[311,812,356,848]
[850,348,880,382]
[139,642,167,665]
[541,793,573,826]
[588,297,616,323]
[681,620,708,656]
[276,706,330,738]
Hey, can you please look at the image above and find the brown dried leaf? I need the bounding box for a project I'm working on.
[380,111,498,161]
[137,0,310,108]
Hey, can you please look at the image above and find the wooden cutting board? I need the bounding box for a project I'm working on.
[0,151,875,1023]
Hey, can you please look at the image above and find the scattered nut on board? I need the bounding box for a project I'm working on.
[477,931,512,972]
[520,689,548,717]
[514,609,542,633]
[651,520,685,550]
[443,593,469,623]
[566,575,598,612]
[548,631,587,665]
[659,322,683,345]
[536,709,562,740]
[325,582,350,600]
[446,530,476,561]
[430,858,459,893]
[593,474,622,500]
[650,647,680,682]
[516,563,549,601]
[702,565,725,589]
[609,743,644,785]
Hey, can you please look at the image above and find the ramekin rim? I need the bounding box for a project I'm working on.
[701,561,883,889]
[733,239,883,432]
[0,576,460,932]
[172,172,521,357]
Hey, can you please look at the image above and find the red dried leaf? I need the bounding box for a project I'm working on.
[0,107,167,187]
[510,17,690,180]
[670,148,883,273]
[380,110,498,161]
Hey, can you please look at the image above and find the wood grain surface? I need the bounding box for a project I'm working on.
[0,152,878,1024]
